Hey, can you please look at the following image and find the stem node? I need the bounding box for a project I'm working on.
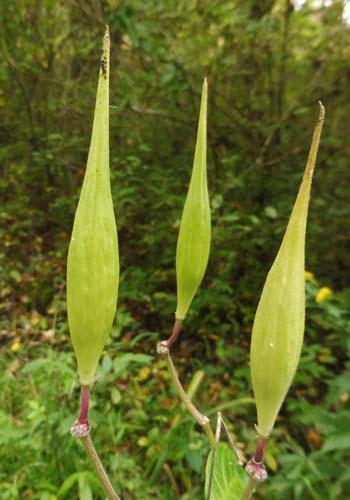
[71,419,91,438]
[245,459,268,482]
[157,341,169,355]
[71,386,121,499]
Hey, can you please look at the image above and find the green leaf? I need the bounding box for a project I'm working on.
[111,387,122,404]
[22,359,51,374]
[57,472,81,498]
[264,205,277,219]
[112,353,153,376]
[0,411,27,445]
[322,432,350,453]
[78,474,93,500]
[205,443,248,500]
[57,472,99,500]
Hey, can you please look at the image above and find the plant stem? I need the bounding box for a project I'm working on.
[157,341,215,447]
[71,386,121,500]
[241,436,268,500]
[71,386,91,437]
[240,476,258,500]
[165,318,182,347]
[221,416,244,465]
[254,437,266,463]
[81,434,121,500]
[203,420,216,447]
[79,385,90,425]
[171,370,205,428]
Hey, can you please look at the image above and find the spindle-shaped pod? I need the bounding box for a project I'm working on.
[175,79,211,320]
[67,26,119,386]
[250,104,325,438]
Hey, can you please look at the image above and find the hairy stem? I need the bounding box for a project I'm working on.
[81,434,121,500]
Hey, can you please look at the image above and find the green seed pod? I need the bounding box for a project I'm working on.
[250,104,325,438]
[175,79,211,321]
[67,27,119,386]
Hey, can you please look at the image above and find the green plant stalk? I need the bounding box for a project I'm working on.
[171,369,205,428]
[157,342,215,447]
[240,477,258,500]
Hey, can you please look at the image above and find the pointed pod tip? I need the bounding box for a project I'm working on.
[318,100,325,121]
[100,26,110,79]
[104,25,110,38]
[202,78,208,104]
[203,77,208,93]
[103,25,110,53]
[302,102,325,183]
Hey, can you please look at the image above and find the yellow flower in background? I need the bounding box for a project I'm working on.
[305,271,314,281]
[136,366,151,382]
[11,341,21,352]
[316,287,332,303]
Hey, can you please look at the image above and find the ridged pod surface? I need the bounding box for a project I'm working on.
[67,27,119,386]
[175,79,210,320]
[250,104,325,438]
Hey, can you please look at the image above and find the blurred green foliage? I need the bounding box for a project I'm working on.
[0,0,349,499]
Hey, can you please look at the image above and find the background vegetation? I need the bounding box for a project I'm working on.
[0,0,349,499]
